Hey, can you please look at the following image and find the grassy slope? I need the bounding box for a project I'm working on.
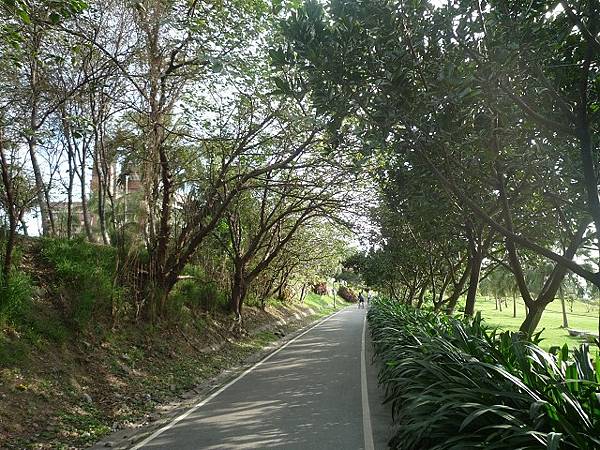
[303,292,347,316]
[472,295,598,349]
[0,293,347,449]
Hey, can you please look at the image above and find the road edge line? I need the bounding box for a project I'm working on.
[130,306,348,449]
[361,313,375,450]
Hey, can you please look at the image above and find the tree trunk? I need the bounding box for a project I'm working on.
[140,13,172,318]
[513,292,517,318]
[80,167,93,242]
[464,251,482,316]
[445,258,471,314]
[433,276,451,311]
[27,29,54,237]
[19,218,28,236]
[97,181,110,244]
[407,284,417,306]
[66,149,74,239]
[277,276,288,300]
[444,289,462,314]
[573,19,600,344]
[152,257,188,319]
[92,98,112,245]
[560,295,569,328]
[260,275,276,305]
[416,284,427,309]
[519,302,545,336]
[28,137,53,236]
[401,288,409,304]
[2,222,17,282]
[60,111,77,239]
[577,125,600,342]
[155,143,172,284]
[519,220,589,335]
[229,262,247,319]
[0,143,17,283]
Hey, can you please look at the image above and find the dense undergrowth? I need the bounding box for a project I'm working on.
[368,299,600,450]
[0,238,231,341]
[40,237,123,328]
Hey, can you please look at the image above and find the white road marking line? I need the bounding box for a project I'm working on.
[361,312,375,450]
[130,307,348,449]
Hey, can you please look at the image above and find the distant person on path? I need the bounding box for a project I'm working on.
[367,290,371,307]
[358,291,365,309]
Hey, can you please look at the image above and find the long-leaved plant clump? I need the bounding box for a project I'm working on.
[368,298,600,449]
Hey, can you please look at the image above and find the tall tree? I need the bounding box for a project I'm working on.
[277,0,599,336]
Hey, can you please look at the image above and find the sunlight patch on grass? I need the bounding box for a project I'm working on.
[472,295,598,349]
[302,293,349,316]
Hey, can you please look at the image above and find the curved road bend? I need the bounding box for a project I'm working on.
[125,307,392,449]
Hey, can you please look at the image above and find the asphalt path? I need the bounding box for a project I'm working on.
[125,307,392,449]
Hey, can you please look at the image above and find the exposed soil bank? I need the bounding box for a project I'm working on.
[1,297,342,449]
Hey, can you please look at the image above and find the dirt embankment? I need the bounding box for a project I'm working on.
[0,300,331,449]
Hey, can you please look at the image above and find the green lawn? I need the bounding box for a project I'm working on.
[470,295,599,349]
[302,292,349,316]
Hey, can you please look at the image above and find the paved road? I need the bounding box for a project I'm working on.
[123,307,392,449]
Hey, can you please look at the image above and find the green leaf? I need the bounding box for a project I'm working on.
[17,9,31,24]
[272,0,282,15]
[273,76,289,93]
[547,432,563,450]
[49,11,62,24]
[211,60,223,73]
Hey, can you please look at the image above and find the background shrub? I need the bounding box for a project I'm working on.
[337,285,357,302]
[313,282,327,295]
[40,238,118,329]
[168,264,228,317]
[0,270,33,326]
